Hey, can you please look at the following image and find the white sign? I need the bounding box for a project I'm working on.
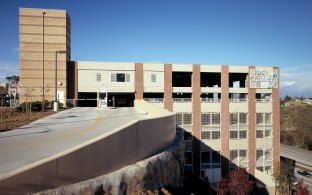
[250,69,278,88]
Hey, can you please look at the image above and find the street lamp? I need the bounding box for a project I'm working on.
[42,11,46,111]
[54,50,66,112]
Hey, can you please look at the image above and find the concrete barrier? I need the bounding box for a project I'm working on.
[0,103,176,194]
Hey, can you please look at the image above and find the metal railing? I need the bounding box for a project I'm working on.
[173,98,192,103]
[143,98,164,103]
[256,99,271,103]
[201,98,220,103]
[229,98,248,103]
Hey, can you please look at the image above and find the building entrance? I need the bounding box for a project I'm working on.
[77,92,134,107]
[107,93,135,107]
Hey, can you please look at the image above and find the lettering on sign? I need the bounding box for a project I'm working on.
[250,69,278,88]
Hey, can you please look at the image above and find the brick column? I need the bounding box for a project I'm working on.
[164,64,173,111]
[135,63,143,99]
[192,64,201,176]
[248,66,256,176]
[221,65,229,176]
[272,67,280,174]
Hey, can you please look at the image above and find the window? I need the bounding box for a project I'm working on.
[117,73,125,82]
[96,73,101,82]
[256,149,272,173]
[212,113,220,125]
[125,74,130,82]
[201,113,211,125]
[201,152,210,164]
[230,113,238,125]
[201,113,221,140]
[230,113,248,139]
[200,150,220,168]
[230,149,248,168]
[111,73,130,82]
[151,73,156,82]
[183,113,192,125]
[111,73,116,82]
[176,112,192,126]
[185,152,193,165]
[176,114,182,125]
[256,113,272,138]
[256,113,263,124]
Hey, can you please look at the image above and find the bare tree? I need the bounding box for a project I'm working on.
[296,178,310,195]
[217,168,254,195]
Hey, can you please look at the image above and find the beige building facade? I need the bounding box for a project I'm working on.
[19,8,71,104]
[70,61,280,184]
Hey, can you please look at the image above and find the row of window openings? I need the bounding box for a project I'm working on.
[95,73,271,101]
[185,149,272,172]
[96,72,249,87]
[96,73,131,82]
[184,128,272,140]
[176,113,272,126]
[144,93,272,103]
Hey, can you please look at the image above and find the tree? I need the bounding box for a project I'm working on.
[273,159,294,194]
[217,168,254,195]
[284,95,292,101]
[5,75,19,84]
[296,178,310,195]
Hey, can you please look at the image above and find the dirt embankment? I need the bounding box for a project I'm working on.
[0,108,55,132]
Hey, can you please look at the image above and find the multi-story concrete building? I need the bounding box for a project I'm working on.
[68,61,280,183]
[19,8,71,103]
[19,8,280,185]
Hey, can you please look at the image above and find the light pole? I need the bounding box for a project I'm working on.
[54,50,66,111]
[42,11,46,111]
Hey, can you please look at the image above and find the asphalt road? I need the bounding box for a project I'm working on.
[0,107,147,180]
[294,167,312,193]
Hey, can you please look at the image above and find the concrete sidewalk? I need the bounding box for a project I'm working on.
[0,107,147,180]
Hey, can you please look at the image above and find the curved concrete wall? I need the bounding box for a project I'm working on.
[0,104,176,195]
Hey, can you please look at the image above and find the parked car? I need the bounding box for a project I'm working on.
[297,170,311,177]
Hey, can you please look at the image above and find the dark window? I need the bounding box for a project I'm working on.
[212,151,220,163]
[185,152,193,165]
[201,151,210,164]
[117,73,125,82]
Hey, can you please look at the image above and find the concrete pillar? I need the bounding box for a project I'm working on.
[192,64,201,176]
[248,66,256,175]
[135,63,144,100]
[272,67,280,174]
[221,65,229,176]
[164,64,173,111]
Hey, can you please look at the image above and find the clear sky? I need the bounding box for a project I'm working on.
[0,0,311,97]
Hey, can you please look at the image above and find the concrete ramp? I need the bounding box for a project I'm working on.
[0,106,176,194]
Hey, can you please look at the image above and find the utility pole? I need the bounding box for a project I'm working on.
[42,11,46,111]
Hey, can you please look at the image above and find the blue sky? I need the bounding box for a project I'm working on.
[0,0,311,97]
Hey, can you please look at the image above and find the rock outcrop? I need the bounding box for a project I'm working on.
[34,129,184,195]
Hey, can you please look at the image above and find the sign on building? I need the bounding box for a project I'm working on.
[249,68,278,88]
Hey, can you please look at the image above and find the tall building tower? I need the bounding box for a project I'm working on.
[19,8,71,104]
